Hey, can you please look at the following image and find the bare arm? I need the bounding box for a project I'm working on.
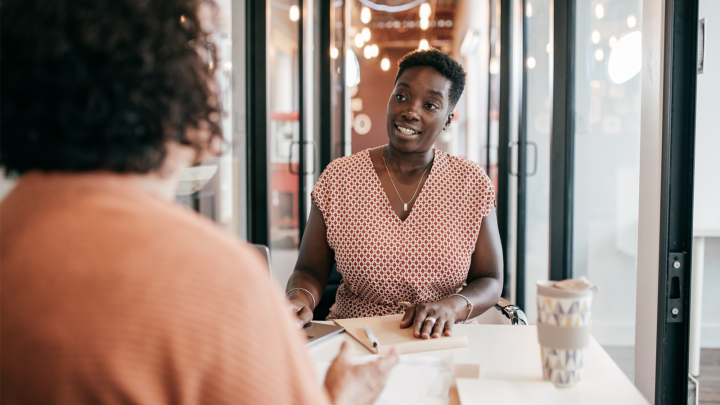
[400,209,504,338]
[285,202,335,327]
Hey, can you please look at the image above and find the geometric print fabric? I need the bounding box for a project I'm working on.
[311,148,496,319]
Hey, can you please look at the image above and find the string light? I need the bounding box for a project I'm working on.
[419,39,429,50]
[364,45,373,59]
[592,30,601,44]
[289,5,300,22]
[381,57,390,71]
[361,7,371,24]
[627,15,637,28]
[546,43,551,53]
[330,47,339,59]
[595,4,604,19]
[362,27,371,41]
[609,36,618,48]
[419,3,431,19]
[420,18,429,30]
[371,44,379,57]
[354,33,364,48]
[595,49,604,61]
[526,3,533,17]
[527,57,536,69]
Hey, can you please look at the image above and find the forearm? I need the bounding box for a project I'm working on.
[286,268,327,309]
[442,276,502,322]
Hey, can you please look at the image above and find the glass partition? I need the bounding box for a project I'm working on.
[522,0,552,324]
[572,0,643,371]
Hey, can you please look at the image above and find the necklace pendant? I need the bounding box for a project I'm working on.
[404,203,408,211]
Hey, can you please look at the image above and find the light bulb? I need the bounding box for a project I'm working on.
[595,4,604,19]
[609,36,618,48]
[362,27,371,42]
[289,5,300,22]
[381,58,390,71]
[363,45,372,59]
[361,7,371,24]
[527,57,536,69]
[420,18,429,30]
[595,49,604,61]
[592,30,601,44]
[526,3,533,18]
[489,57,500,74]
[372,44,379,57]
[419,3,431,19]
[627,15,637,28]
[419,39,429,50]
[354,33,364,48]
[330,47,339,59]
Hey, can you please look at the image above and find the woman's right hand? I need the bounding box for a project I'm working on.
[324,342,399,405]
[287,296,314,329]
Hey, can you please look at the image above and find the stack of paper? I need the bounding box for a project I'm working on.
[334,314,468,355]
[315,355,454,405]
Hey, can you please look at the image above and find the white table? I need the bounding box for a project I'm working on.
[309,324,649,405]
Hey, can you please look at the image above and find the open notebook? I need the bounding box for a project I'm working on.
[334,314,468,355]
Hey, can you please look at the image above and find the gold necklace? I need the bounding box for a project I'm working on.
[381,146,433,212]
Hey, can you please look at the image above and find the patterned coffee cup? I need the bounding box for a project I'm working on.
[536,280,594,388]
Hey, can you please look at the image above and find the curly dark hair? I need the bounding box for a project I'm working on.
[395,48,466,109]
[0,0,222,175]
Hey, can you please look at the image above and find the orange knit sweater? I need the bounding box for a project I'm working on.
[0,172,330,405]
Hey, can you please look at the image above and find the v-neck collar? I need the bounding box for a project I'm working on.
[364,148,442,224]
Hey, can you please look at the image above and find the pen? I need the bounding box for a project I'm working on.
[364,325,380,347]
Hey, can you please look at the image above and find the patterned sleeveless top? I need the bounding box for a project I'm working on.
[311,148,495,319]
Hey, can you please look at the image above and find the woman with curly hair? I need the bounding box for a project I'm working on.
[287,49,504,339]
[0,1,397,404]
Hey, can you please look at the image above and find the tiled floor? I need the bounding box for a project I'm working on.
[604,347,720,405]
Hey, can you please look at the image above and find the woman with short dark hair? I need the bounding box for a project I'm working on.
[0,1,397,404]
[287,49,504,340]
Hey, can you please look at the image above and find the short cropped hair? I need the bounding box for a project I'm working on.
[394,49,467,109]
[0,0,222,175]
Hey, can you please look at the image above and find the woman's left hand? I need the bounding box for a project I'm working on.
[399,299,462,339]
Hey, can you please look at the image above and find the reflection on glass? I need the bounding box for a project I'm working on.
[573,0,642,358]
[691,0,720,378]
[269,0,301,286]
[523,0,551,324]
[176,1,240,236]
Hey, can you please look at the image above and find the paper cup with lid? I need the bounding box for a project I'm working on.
[536,278,597,388]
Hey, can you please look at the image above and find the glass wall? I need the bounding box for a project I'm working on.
[690,0,720,385]
[268,0,302,287]
[522,0,552,324]
[176,0,243,237]
[573,0,642,350]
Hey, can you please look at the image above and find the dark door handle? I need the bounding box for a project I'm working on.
[527,141,538,176]
[508,141,538,176]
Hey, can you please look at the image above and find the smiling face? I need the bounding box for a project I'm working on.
[386,66,454,153]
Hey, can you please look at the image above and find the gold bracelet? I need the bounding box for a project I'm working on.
[286,287,316,310]
[449,293,473,324]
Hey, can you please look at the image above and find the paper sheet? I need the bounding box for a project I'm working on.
[334,314,468,355]
[315,355,454,405]
[455,379,567,405]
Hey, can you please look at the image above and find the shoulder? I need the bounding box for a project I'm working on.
[322,150,370,175]
[437,150,491,182]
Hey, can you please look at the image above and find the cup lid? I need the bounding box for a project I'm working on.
[537,277,598,298]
